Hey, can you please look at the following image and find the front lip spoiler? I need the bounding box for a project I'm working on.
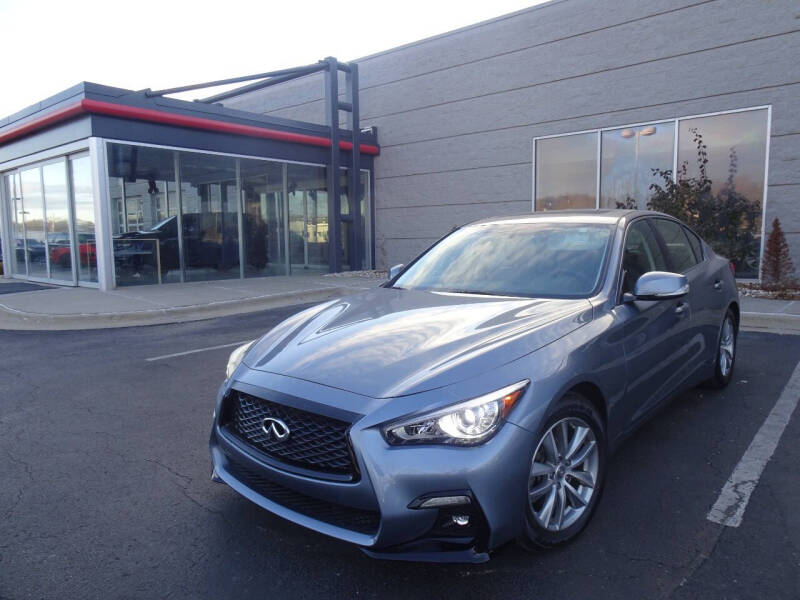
[361,545,490,564]
[210,444,378,547]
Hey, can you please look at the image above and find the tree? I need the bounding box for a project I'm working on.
[646,128,760,274]
[761,218,796,289]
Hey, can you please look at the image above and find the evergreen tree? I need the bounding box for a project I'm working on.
[761,218,796,288]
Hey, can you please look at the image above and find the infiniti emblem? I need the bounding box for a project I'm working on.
[262,417,290,442]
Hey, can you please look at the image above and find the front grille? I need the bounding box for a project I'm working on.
[225,454,380,535]
[223,391,356,478]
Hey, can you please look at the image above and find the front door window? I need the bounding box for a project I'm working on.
[621,220,668,295]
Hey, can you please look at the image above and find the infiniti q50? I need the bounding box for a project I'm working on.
[209,209,739,562]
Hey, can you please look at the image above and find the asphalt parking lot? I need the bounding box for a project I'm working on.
[1,305,799,600]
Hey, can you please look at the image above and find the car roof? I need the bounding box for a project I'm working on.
[468,209,672,226]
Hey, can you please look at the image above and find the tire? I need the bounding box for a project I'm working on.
[705,308,738,390]
[518,392,607,550]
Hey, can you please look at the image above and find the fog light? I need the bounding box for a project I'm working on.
[451,515,470,526]
[410,494,472,509]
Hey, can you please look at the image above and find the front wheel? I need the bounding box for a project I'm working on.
[519,392,607,550]
[705,309,737,389]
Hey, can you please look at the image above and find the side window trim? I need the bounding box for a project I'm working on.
[650,217,701,274]
[647,218,676,273]
[616,216,661,304]
[615,218,641,304]
[683,225,704,262]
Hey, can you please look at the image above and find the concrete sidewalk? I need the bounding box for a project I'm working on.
[0,274,797,332]
[739,295,800,334]
[0,273,385,330]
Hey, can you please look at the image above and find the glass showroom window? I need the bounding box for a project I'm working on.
[107,144,180,285]
[600,122,674,209]
[178,152,240,282]
[533,107,769,278]
[535,132,597,211]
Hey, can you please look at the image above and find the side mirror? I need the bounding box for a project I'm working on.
[629,271,689,301]
[388,264,405,280]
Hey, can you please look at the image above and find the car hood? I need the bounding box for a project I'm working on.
[244,287,592,398]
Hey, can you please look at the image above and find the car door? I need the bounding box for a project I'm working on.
[649,218,713,378]
[616,218,695,430]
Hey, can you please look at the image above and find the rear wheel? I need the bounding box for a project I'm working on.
[705,309,737,389]
[519,392,606,550]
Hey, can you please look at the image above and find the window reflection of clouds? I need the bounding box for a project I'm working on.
[535,133,597,211]
[679,110,768,201]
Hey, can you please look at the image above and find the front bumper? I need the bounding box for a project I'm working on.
[209,372,537,562]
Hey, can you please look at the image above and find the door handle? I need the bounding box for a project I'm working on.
[675,301,688,315]
[713,280,723,290]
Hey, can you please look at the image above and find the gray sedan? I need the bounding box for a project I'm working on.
[210,209,739,562]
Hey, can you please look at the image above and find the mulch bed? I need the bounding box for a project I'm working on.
[738,283,800,300]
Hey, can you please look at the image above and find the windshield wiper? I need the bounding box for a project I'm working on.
[441,289,514,297]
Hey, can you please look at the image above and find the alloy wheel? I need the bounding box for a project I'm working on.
[529,417,599,532]
[719,316,736,377]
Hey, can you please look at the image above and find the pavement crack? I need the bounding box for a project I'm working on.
[177,486,234,527]
[603,548,685,571]
[3,448,35,488]
[145,458,194,484]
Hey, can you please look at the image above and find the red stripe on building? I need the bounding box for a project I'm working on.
[0,98,379,155]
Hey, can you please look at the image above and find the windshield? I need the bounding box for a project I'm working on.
[149,216,176,232]
[392,221,614,298]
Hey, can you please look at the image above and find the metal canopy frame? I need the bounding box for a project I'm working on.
[143,57,364,272]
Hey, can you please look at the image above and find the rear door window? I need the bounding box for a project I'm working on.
[651,219,699,273]
[683,227,704,262]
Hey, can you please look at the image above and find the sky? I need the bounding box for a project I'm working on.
[0,0,549,118]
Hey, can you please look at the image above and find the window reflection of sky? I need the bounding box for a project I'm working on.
[394,223,613,298]
[600,123,675,209]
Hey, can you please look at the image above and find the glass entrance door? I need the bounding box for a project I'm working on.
[288,164,329,274]
[42,161,73,282]
[20,167,48,279]
[3,158,80,284]
[340,169,372,271]
[241,159,286,276]
[5,172,25,276]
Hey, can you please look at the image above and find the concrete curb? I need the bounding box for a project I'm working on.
[1,291,796,333]
[740,311,800,334]
[0,286,355,331]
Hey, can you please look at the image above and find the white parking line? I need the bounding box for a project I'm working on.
[145,340,253,362]
[707,359,800,527]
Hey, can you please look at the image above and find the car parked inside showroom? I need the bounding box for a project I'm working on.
[209,209,739,562]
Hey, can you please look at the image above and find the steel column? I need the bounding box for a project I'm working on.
[324,57,342,273]
[347,63,362,271]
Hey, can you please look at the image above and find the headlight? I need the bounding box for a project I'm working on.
[225,341,255,380]
[382,380,529,446]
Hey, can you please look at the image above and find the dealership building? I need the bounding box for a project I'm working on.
[0,0,797,289]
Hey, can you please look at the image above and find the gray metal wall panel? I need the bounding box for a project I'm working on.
[223,0,800,269]
[375,163,531,209]
[0,118,92,164]
[255,1,799,128]
[378,200,532,239]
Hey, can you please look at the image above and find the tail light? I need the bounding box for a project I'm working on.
[729,261,736,277]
